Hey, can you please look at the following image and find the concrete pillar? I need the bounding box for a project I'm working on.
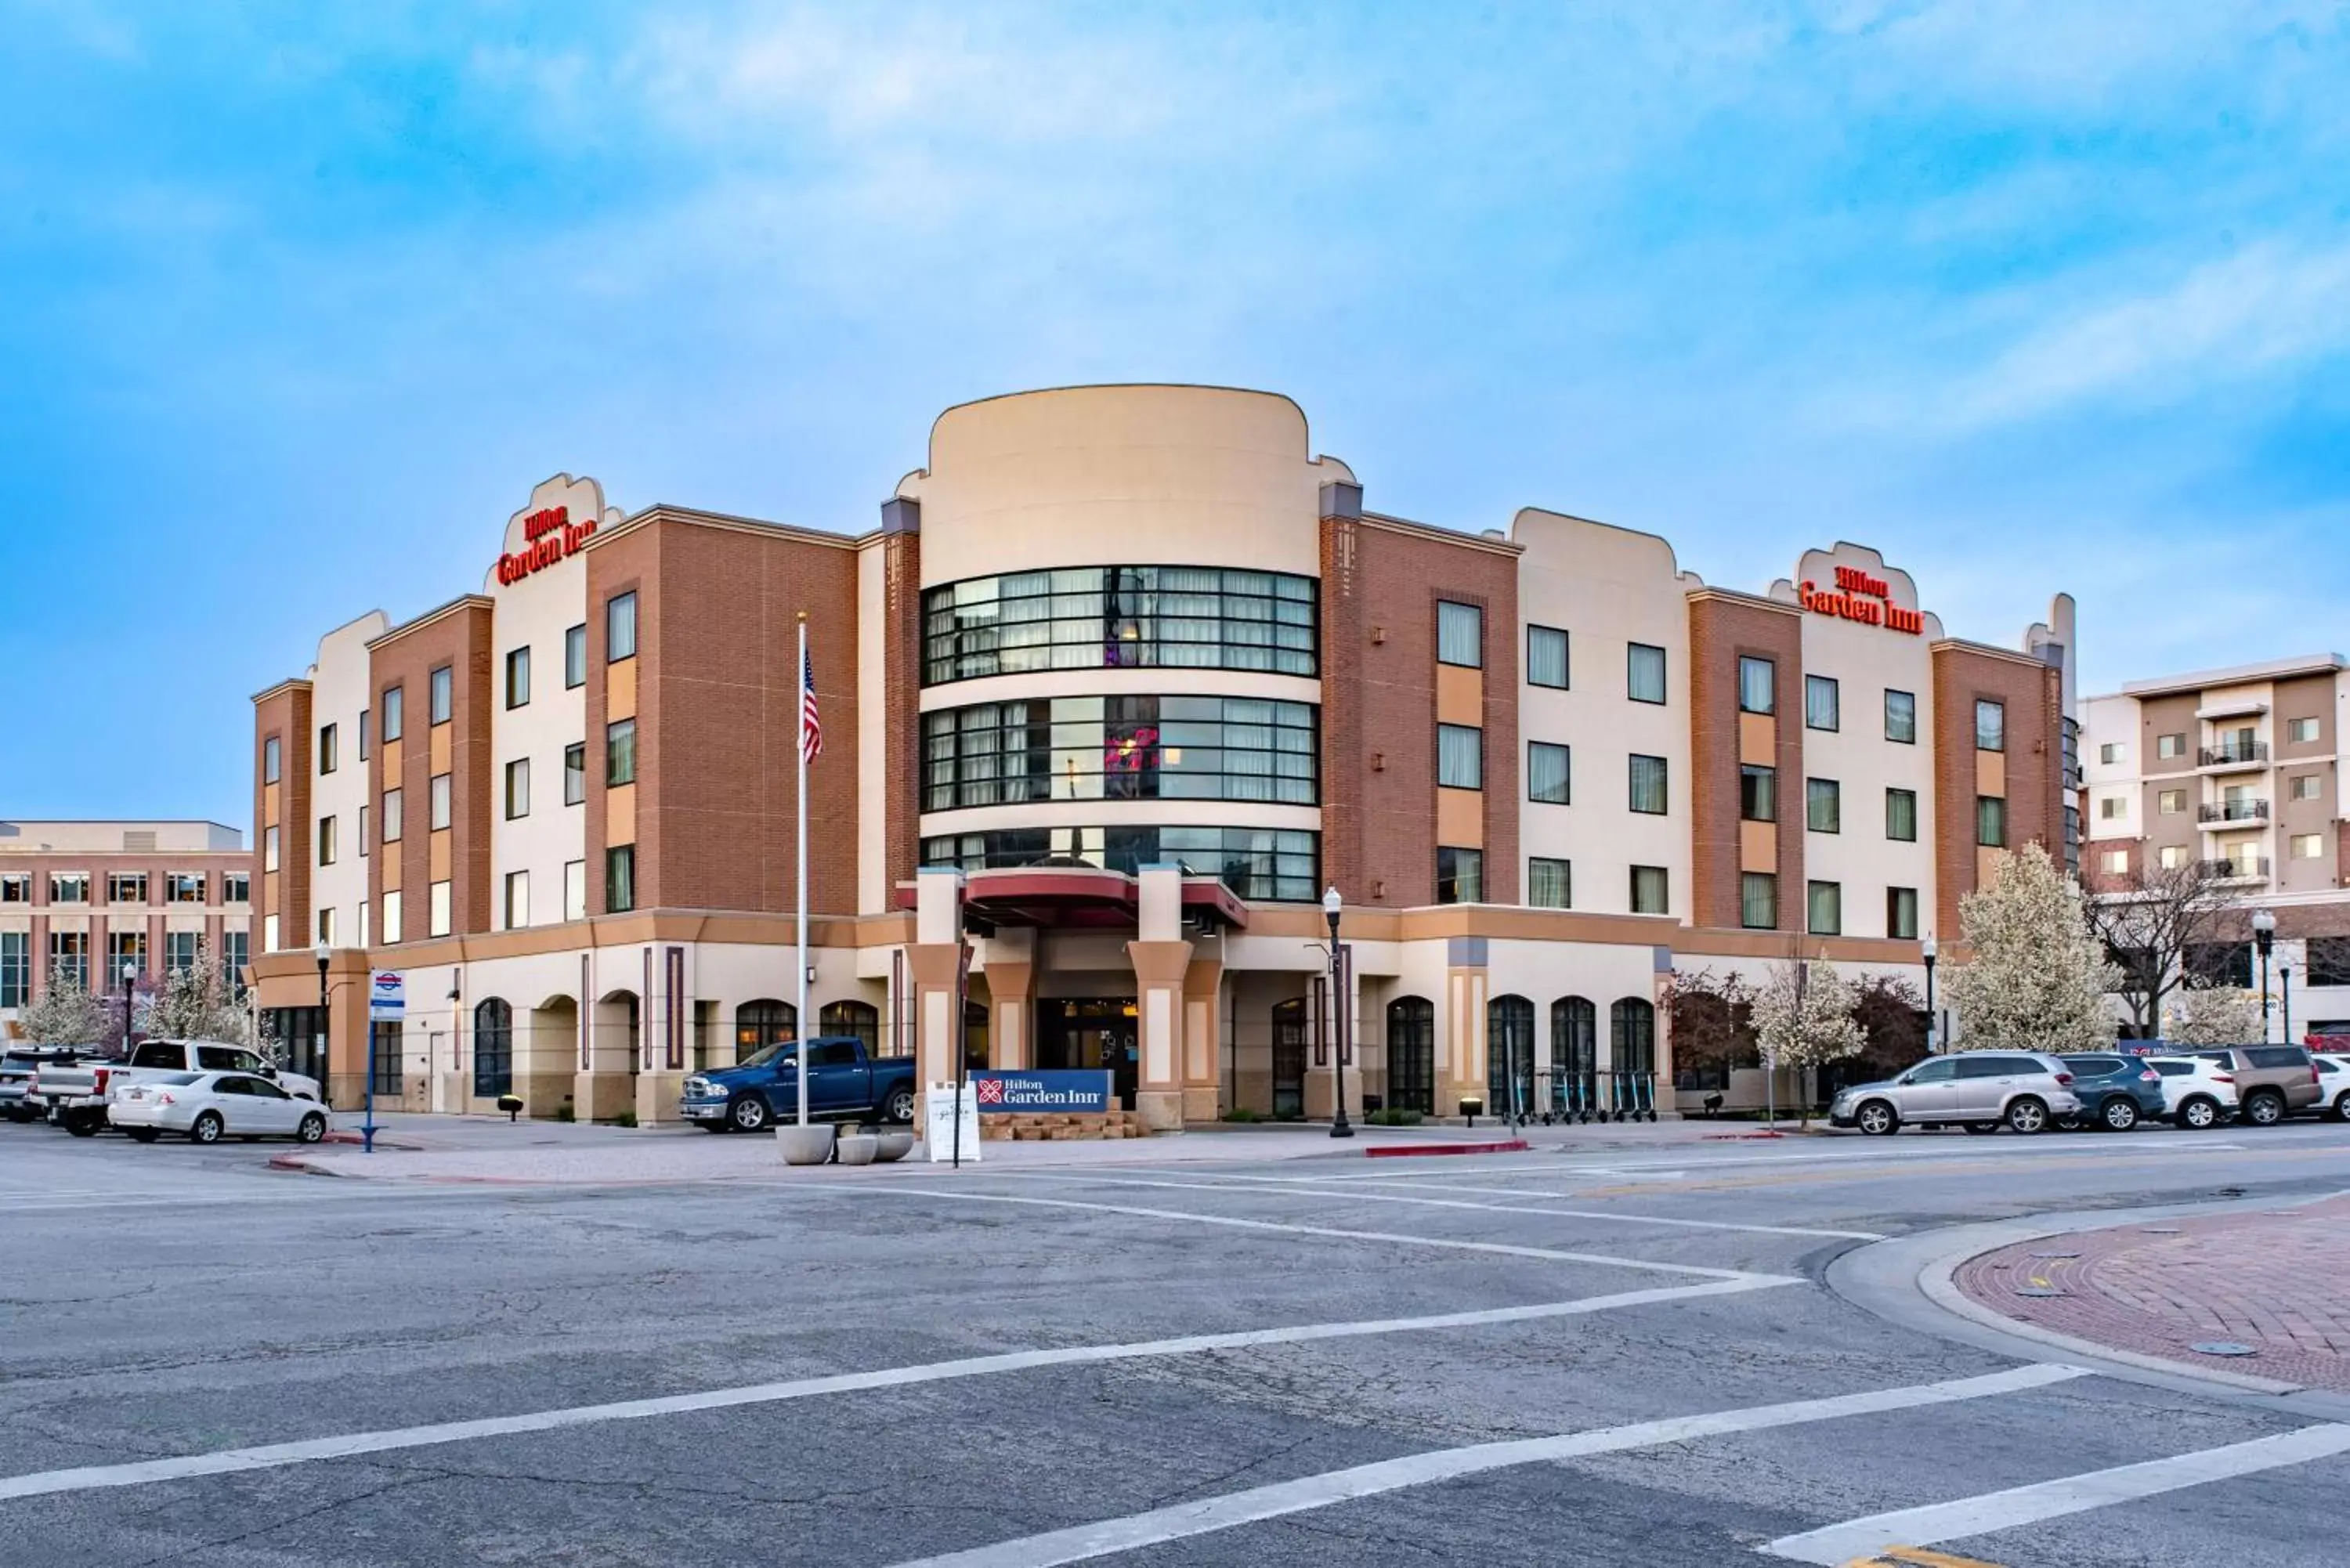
[982,928,1034,1071]
[324,948,373,1110]
[1442,936,1488,1119]
[1180,952,1223,1122]
[1126,865,1191,1132]
[909,867,965,1122]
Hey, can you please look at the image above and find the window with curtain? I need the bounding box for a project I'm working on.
[1437,724,1483,789]
[1629,754,1668,814]
[607,719,636,786]
[566,624,588,688]
[1741,873,1777,929]
[1630,865,1668,914]
[319,722,338,775]
[1738,656,1775,715]
[383,685,403,742]
[1806,674,1839,732]
[506,646,530,710]
[505,758,530,820]
[1528,857,1571,909]
[922,567,1318,683]
[429,773,451,831]
[1526,625,1568,688]
[1741,765,1776,822]
[1808,880,1842,935]
[1884,688,1914,743]
[1437,601,1484,667]
[606,846,635,912]
[566,744,586,805]
[1885,787,1918,841]
[1526,742,1570,804]
[1976,699,2005,752]
[1627,643,1666,704]
[1437,846,1484,904]
[1976,796,2007,847]
[1887,887,1918,939]
[382,788,403,843]
[1807,777,1840,833]
[429,665,453,725]
[608,591,638,661]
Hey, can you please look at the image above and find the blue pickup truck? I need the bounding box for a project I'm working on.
[680,1037,918,1133]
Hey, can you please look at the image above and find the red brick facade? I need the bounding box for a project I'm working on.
[1931,643,2063,939]
[251,681,313,948]
[1687,593,1805,932]
[369,599,495,939]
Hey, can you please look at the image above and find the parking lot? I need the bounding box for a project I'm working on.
[5,1117,2350,1566]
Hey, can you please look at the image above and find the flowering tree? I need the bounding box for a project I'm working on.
[17,966,110,1045]
[143,940,257,1046]
[1752,957,1865,1124]
[1947,844,2119,1054]
[2165,984,2261,1046]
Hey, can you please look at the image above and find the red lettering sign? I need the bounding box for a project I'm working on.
[494,509,596,587]
[1799,568,1923,636]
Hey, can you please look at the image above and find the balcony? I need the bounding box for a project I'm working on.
[2198,799,2269,826]
[2196,857,2272,882]
[2198,741,2269,771]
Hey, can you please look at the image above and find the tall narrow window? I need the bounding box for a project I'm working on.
[1741,873,1777,930]
[264,827,279,873]
[606,846,636,912]
[505,647,531,709]
[1741,765,1776,822]
[607,719,637,786]
[1526,742,1571,804]
[428,880,452,938]
[504,758,530,820]
[1807,880,1842,936]
[1887,886,1919,939]
[429,772,451,831]
[504,870,530,929]
[357,710,370,761]
[1806,777,1840,833]
[1805,674,1838,732]
[564,860,586,921]
[318,723,338,775]
[1884,688,1914,744]
[1885,787,1918,842]
[1437,724,1484,789]
[1526,626,1569,689]
[382,685,403,742]
[317,815,337,866]
[429,664,453,725]
[1737,656,1775,715]
[566,623,588,688]
[382,788,403,843]
[262,735,280,784]
[1436,847,1484,904]
[1976,795,2007,847]
[1630,865,1669,915]
[358,803,369,855]
[1975,699,2005,752]
[565,742,587,804]
[1627,643,1667,704]
[1528,857,1571,909]
[1629,754,1668,815]
[1437,601,1483,667]
[607,592,638,663]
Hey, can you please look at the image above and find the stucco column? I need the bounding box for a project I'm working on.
[1442,936,1489,1121]
[1181,952,1224,1122]
[982,928,1034,1071]
[1126,864,1191,1132]
[909,867,966,1125]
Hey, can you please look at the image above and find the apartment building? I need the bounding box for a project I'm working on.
[249,385,2077,1121]
[0,820,253,1039]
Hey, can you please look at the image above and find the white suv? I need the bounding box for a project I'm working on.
[2144,1056,2240,1130]
[2314,1052,2350,1121]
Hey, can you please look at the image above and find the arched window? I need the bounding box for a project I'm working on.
[472,999,513,1097]
[1551,996,1596,1114]
[1611,998,1657,1075]
[819,999,880,1052]
[1488,995,1535,1117]
[1385,996,1435,1116]
[736,999,796,1064]
[1270,999,1307,1119]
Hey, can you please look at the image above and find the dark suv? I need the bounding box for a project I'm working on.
[2189,1046,2323,1125]
[2057,1054,2167,1132]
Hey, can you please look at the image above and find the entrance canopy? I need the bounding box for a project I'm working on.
[895,865,1249,932]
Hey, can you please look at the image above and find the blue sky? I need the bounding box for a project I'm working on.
[5,2,2347,832]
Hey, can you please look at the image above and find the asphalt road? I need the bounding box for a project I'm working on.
[5,1118,2349,1566]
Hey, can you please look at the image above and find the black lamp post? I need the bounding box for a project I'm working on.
[2253,908,2276,1042]
[119,959,139,1053]
[2281,962,2294,1050]
[1322,885,1352,1139]
[1922,934,1940,1053]
[313,944,330,1091]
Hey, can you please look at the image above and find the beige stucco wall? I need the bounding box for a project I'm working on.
[306,611,391,948]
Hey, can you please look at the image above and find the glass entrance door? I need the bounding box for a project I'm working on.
[1271,999,1306,1119]
[1038,999,1139,1108]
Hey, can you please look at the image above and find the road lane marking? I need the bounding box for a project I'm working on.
[1014,1172,1883,1241]
[1761,1421,2350,1563]
[861,1186,1786,1281]
[1133,1142,2250,1185]
[880,1364,2088,1568]
[0,1276,1788,1503]
[1858,1548,2014,1567]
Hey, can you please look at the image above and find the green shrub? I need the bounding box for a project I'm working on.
[1364,1108,1424,1126]
[553,1104,576,1123]
[1220,1107,1263,1123]
[607,1110,638,1129]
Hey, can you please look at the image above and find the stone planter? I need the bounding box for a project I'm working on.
[872,1132,915,1164]
[776,1124,837,1166]
[835,1134,880,1167]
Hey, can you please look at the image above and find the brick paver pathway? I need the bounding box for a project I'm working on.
[1955,1195,2350,1389]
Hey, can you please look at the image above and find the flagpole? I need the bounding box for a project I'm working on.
[796,612,810,1130]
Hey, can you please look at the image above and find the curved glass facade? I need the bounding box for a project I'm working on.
[920,825,1319,904]
[921,695,1318,811]
[923,566,1318,685]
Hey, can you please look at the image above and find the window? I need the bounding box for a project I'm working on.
[1806,674,1839,732]
[49,929,89,989]
[356,900,368,947]
[1526,742,1571,805]
[1975,699,2005,752]
[381,890,403,945]
[1740,765,1777,822]
[2159,844,2189,870]
[49,872,92,903]
[0,873,27,903]
[564,860,586,921]
[429,880,452,938]
[428,774,452,831]
[428,665,453,725]
[262,914,279,952]
[222,872,248,904]
[504,869,530,928]
[565,623,588,688]
[1806,777,1840,834]
[358,803,369,854]
[1630,865,1669,915]
[607,719,637,786]
[1887,886,1918,940]
[1627,643,1667,704]
[1436,847,1484,904]
[1886,787,1918,842]
[2293,833,2325,861]
[922,695,1319,810]
[1528,857,1571,909]
[2290,716,2321,744]
[1387,998,1437,1116]
[2292,773,2323,801]
[383,685,403,742]
[2306,938,2350,988]
[1437,724,1484,789]
[316,816,336,867]
[2099,795,2124,820]
[1629,754,1668,814]
[2158,788,2186,815]
[1738,656,1775,715]
[1437,601,1484,667]
[1741,872,1777,930]
[1884,688,1916,743]
[2099,741,2121,764]
[358,710,370,761]
[607,591,638,662]
[2157,732,2185,759]
[165,873,206,905]
[1807,880,1842,936]
[565,742,587,805]
[382,788,403,843]
[1527,626,1568,689]
[262,829,279,873]
[821,1000,881,1052]
[0,932,27,1008]
[506,647,530,709]
[923,826,1321,902]
[2100,849,2129,875]
[473,998,514,1099]
[923,567,1318,684]
[262,735,281,783]
[606,847,636,912]
[108,872,148,904]
[1976,795,2007,847]
[318,722,338,775]
[505,758,530,820]
[735,999,797,1060]
[316,907,335,946]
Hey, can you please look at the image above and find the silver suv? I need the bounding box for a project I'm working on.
[1830,1051,2082,1136]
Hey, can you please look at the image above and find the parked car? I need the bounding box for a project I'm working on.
[36,1039,322,1136]
[2186,1046,2322,1125]
[1829,1051,2082,1136]
[2142,1055,2240,1130]
[108,1071,332,1145]
[28,1053,128,1136]
[2,1046,103,1123]
[680,1036,917,1132]
[2313,1053,2350,1120]
[2055,1053,2167,1132]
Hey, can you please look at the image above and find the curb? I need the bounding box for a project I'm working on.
[1364,1139,1530,1159]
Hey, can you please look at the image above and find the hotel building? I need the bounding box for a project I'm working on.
[248,385,2077,1122]
[0,819,252,1039]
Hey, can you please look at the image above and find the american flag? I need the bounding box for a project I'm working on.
[800,646,823,764]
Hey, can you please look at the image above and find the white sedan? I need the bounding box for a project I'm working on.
[109,1071,333,1145]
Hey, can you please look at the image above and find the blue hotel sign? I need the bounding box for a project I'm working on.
[971,1070,1114,1115]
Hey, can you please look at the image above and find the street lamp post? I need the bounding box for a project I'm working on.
[1922,935,1940,1053]
[2281,963,2294,1050]
[119,960,139,1053]
[1322,886,1352,1140]
[2253,909,2276,1042]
